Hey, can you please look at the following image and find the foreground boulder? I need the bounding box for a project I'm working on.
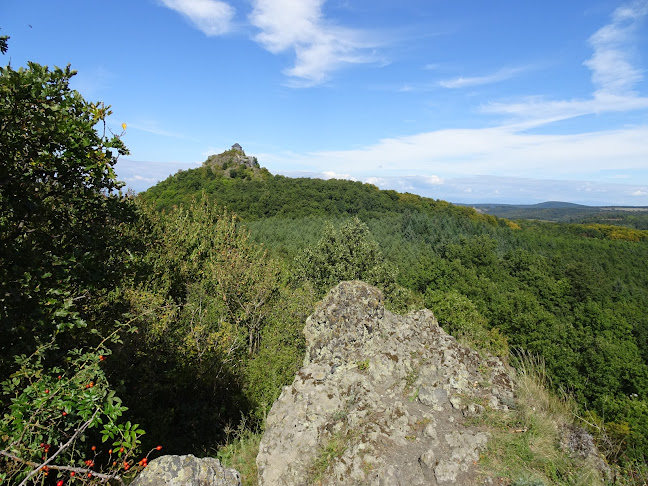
[131,454,241,486]
[257,281,514,485]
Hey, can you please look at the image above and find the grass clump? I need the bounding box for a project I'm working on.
[475,353,607,486]
[307,429,352,484]
[217,421,262,486]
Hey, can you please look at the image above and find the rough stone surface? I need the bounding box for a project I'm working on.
[257,281,515,485]
[131,454,241,486]
[560,424,611,480]
[203,146,260,175]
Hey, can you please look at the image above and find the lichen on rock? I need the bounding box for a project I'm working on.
[257,281,515,485]
[131,454,241,486]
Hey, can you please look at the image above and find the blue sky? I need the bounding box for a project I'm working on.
[3,0,648,205]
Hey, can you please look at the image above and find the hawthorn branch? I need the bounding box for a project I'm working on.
[13,407,122,486]
[1,449,124,484]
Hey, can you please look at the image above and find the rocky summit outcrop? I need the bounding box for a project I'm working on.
[257,281,515,485]
[131,454,241,486]
[203,144,263,178]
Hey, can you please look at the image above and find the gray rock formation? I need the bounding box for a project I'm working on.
[257,281,515,485]
[560,425,611,480]
[131,454,241,486]
[204,145,259,172]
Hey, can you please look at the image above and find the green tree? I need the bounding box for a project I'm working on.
[0,57,145,484]
[0,61,133,363]
[117,198,294,451]
[424,289,508,357]
[295,217,397,296]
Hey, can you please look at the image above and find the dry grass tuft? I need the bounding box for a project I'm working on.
[475,351,607,486]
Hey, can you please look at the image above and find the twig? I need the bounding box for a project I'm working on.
[15,408,122,486]
[0,449,123,484]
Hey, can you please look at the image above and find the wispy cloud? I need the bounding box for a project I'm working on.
[584,0,648,96]
[306,173,647,205]
[116,158,201,192]
[261,2,648,205]
[439,66,528,89]
[288,124,648,184]
[322,170,356,180]
[128,121,191,139]
[485,0,648,122]
[70,66,114,99]
[249,0,380,85]
[159,0,235,36]
[483,93,648,124]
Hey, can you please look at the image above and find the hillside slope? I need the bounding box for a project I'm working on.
[141,150,648,468]
[258,281,608,485]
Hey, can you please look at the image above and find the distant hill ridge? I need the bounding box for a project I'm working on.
[467,201,648,228]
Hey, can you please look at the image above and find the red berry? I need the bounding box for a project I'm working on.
[70,472,75,477]
[91,446,96,451]
[45,389,49,394]
[156,445,162,450]
[57,480,64,486]
[62,411,67,416]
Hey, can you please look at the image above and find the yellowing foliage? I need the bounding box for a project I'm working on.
[583,224,647,242]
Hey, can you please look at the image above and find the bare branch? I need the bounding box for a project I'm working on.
[15,408,124,486]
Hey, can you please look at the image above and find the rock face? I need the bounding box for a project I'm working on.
[257,281,514,485]
[204,145,260,173]
[131,454,241,486]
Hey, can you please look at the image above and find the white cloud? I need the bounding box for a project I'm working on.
[421,175,443,185]
[584,0,648,96]
[439,66,527,89]
[269,3,648,198]
[358,174,648,205]
[484,1,648,123]
[249,0,379,85]
[365,175,444,194]
[160,0,235,36]
[322,170,356,180]
[295,124,648,180]
[483,93,648,122]
[116,158,201,192]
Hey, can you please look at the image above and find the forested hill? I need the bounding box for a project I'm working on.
[141,157,501,225]
[142,153,648,468]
